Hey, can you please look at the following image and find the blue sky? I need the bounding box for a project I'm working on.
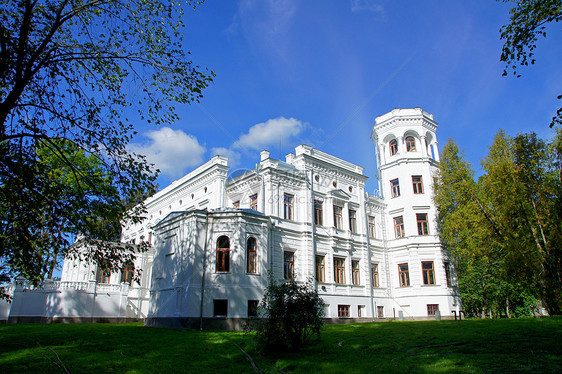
[128,0,562,194]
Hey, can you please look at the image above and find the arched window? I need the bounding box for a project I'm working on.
[406,136,416,152]
[247,237,257,273]
[389,139,398,156]
[216,236,230,272]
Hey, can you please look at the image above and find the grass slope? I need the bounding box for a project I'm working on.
[0,318,560,373]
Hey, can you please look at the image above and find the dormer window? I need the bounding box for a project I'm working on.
[406,136,416,152]
[389,139,398,156]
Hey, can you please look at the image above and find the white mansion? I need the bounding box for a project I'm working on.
[4,108,460,327]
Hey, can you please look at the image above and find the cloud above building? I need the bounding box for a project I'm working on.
[129,127,206,179]
[233,117,306,151]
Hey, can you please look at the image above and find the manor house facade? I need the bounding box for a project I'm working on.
[50,108,460,327]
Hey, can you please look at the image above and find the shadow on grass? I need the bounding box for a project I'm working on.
[0,318,560,373]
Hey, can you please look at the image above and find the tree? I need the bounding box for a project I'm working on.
[252,277,324,352]
[500,0,562,128]
[435,132,562,316]
[0,0,214,297]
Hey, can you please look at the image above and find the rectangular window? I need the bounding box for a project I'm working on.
[427,304,439,316]
[120,267,134,285]
[390,178,400,197]
[377,306,384,318]
[368,216,376,238]
[394,216,405,238]
[233,201,240,208]
[314,200,323,226]
[412,175,424,194]
[358,305,365,318]
[333,205,343,229]
[284,194,294,220]
[338,305,350,318]
[96,268,111,284]
[444,261,452,287]
[213,299,228,317]
[417,213,429,235]
[247,238,257,274]
[422,261,436,285]
[398,263,410,287]
[316,255,325,283]
[349,209,357,233]
[284,251,294,280]
[250,194,258,210]
[248,300,259,318]
[334,257,346,284]
[352,260,360,285]
[371,263,379,287]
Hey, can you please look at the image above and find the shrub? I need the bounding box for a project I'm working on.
[254,277,324,352]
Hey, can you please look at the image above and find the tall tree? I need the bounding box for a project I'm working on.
[0,0,214,298]
[500,0,562,127]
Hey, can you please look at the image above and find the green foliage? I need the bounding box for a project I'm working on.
[253,277,325,352]
[499,0,562,128]
[0,0,213,295]
[435,131,562,317]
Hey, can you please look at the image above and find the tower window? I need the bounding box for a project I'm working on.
[284,194,294,220]
[247,237,257,274]
[417,213,429,235]
[216,236,230,272]
[390,179,400,198]
[412,175,424,194]
[389,139,398,156]
[394,216,405,238]
[406,136,416,152]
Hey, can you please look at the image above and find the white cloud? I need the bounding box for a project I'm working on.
[233,117,306,151]
[350,0,384,14]
[129,127,206,179]
[211,147,242,168]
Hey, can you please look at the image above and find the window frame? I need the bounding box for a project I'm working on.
[394,216,405,238]
[405,136,416,152]
[314,200,323,226]
[422,261,436,285]
[427,304,439,316]
[284,251,295,280]
[398,263,410,287]
[247,300,259,318]
[334,257,346,284]
[232,201,240,208]
[316,255,325,283]
[349,209,357,233]
[371,263,379,287]
[249,194,258,210]
[444,261,453,287]
[338,304,350,318]
[352,260,360,285]
[213,299,228,317]
[246,237,257,274]
[120,266,134,285]
[416,213,429,235]
[333,205,343,229]
[216,236,230,273]
[377,306,384,318]
[389,139,398,156]
[368,216,376,238]
[390,178,400,198]
[283,193,294,221]
[412,175,424,194]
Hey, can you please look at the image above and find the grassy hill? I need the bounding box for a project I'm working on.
[1,317,560,373]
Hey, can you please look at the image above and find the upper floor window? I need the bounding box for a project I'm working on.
[333,205,343,229]
[417,213,429,235]
[247,237,257,274]
[368,216,376,238]
[316,255,325,283]
[233,201,240,208]
[284,251,294,280]
[284,194,294,220]
[444,261,453,287]
[96,267,111,284]
[216,236,230,272]
[120,264,134,285]
[390,179,400,198]
[398,263,410,287]
[250,194,258,210]
[422,261,435,285]
[371,263,379,287]
[412,175,424,194]
[334,257,346,284]
[349,210,357,233]
[314,200,323,226]
[352,260,360,285]
[389,139,398,156]
[394,216,405,238]
[406,136,416,152]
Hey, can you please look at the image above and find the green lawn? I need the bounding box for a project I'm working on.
[1,318,560,373]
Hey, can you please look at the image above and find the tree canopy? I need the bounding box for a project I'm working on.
[435,130,562,317]
[0,0,214,297]
[500,0,562,127]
